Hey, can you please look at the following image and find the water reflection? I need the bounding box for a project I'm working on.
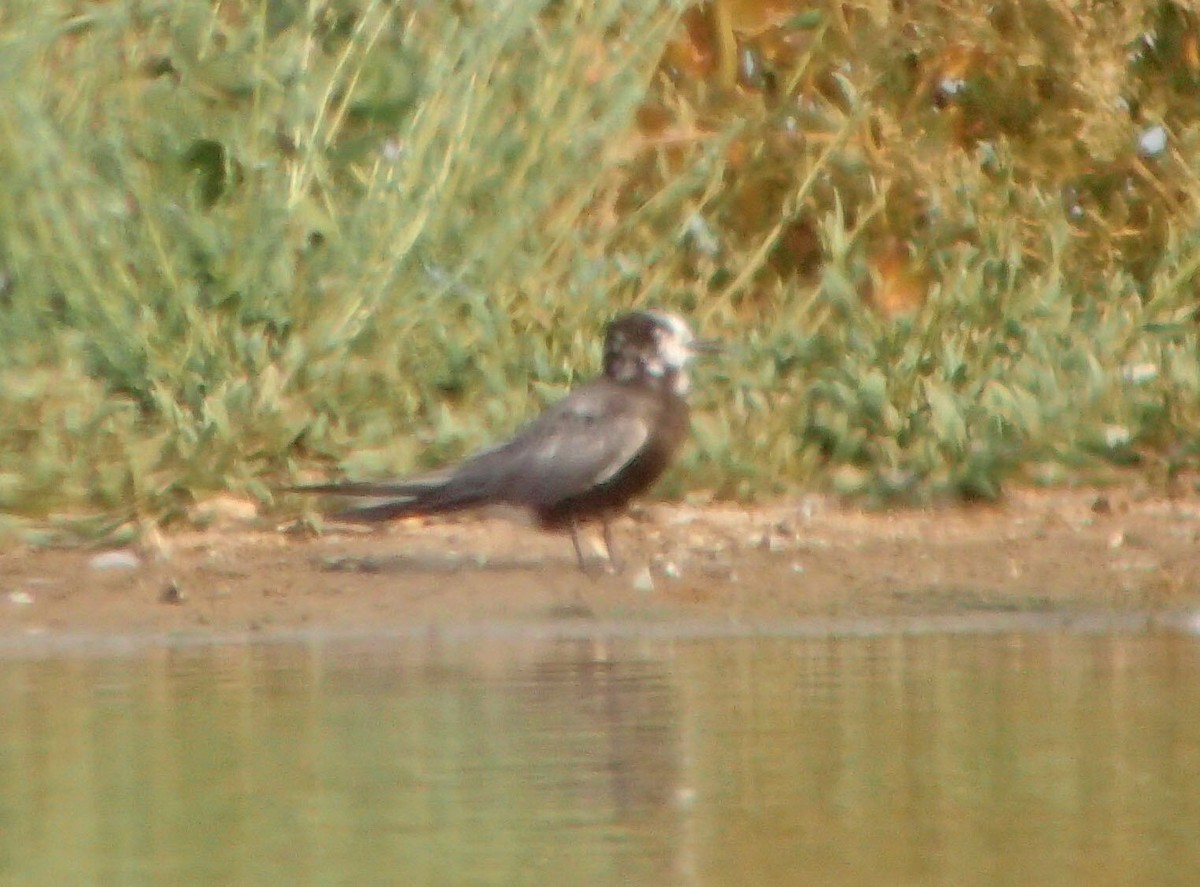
[2,630,1199,884]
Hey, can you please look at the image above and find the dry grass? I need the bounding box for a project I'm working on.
[0,0,1198,541]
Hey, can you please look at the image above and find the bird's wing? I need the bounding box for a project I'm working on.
[459,385,653,508]
[291,385,654,516]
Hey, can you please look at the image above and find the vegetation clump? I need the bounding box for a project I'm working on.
[0,0,1198,538]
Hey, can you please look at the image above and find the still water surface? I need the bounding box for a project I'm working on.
[2,625,1199,885]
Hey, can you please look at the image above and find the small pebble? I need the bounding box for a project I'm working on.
[632,567,655,594]
[7,590,34,606]
[159,581,187,605]
[89,550,142,571]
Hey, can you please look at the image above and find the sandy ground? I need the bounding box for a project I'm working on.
[2,487,1199,648]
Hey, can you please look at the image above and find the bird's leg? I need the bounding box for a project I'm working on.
[570,519,591,574]
[601,516,624,574]
[569,518,613,578]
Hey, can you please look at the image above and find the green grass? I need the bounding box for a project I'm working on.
[0,0,1198,542]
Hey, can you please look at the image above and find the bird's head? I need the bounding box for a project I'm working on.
[602,310,720,394]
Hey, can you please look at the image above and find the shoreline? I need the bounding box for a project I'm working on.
[3,488,1198,648]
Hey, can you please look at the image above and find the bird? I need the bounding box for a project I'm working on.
[292,310,719,572]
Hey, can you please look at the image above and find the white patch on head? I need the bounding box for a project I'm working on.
[646,311,697,371]
[606,310,702,394]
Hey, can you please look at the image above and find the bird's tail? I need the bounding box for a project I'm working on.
[329,498,427,523]
[287,477,486,523]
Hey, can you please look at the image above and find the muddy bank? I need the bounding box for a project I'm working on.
[2,489,1198,644]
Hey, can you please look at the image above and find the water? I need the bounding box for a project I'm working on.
[2,625,1199,885]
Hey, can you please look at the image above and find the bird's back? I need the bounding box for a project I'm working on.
[512,377,689,528]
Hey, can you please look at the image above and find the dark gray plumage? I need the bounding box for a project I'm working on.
[294,310,718,571]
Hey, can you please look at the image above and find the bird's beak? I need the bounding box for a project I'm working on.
[690,337,723,356]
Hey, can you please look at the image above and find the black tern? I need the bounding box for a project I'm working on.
[294,310,719,571]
